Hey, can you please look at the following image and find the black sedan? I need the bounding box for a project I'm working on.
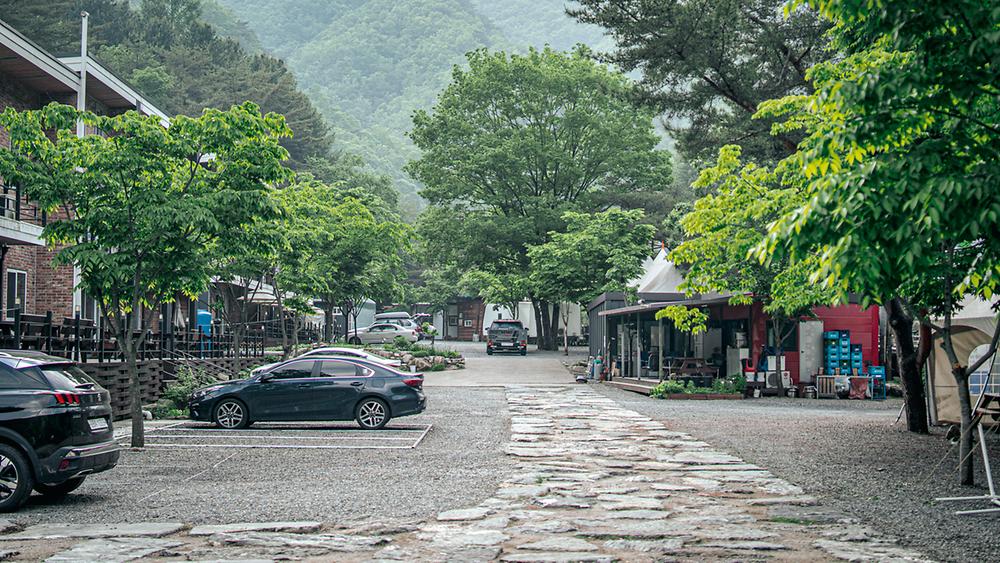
[0,351,119,512]
[189,357,425,430]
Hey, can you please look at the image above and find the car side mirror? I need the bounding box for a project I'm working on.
[259,373,273,383]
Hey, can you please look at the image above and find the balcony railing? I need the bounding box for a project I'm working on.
[0,185,46,227]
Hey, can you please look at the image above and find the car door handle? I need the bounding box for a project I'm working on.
[350,382,364,387]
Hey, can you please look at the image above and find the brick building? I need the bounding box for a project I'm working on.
[0,18,167,323]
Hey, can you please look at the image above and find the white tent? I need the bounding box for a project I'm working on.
[928,297,1000,425]
[634,249,687,298]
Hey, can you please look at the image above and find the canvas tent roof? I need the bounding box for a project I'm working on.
[634,249,687,298]
[927,297,999,425]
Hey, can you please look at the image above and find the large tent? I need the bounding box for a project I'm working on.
[927,297,1000,425]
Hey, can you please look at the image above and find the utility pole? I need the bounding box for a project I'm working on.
[76,11,89,138]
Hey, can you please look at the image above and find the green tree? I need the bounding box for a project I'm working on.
[408,47,672,350]
[278,181,408,342]
[569,0,831,163]
[0,102,291,447]
[528,209,656,354]
[757,0,1000,483]
[664,146,835,385]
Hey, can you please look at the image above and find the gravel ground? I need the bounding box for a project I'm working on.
[595,384,1000,563]
[11,386,514,526]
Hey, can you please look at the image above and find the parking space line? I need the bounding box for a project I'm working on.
[137,443,421,450]
[145,434,416,440]
[136,451,239,504]
[121,423,434,450]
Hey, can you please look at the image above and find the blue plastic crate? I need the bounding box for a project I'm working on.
[824,331,841,339]
[851,344,863,353]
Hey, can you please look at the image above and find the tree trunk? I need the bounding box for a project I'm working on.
[886,298,929,433]
[323,305,334,342]
[531,299,544,350]
[562,308,570,356]
[549,302,561,352]
[125,340,143,448]
[274,288,290,360]
[954,367,975,486]
[539,301,552,351]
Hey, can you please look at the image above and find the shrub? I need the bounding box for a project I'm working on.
[650,376,746,398]
[393,336,415,350]
[159,366,217,411]
[429,363,446,371]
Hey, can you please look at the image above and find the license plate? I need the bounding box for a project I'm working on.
[87,417,108,432]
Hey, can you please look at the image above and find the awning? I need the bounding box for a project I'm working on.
[598,295,737,317]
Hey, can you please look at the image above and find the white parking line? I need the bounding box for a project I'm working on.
[118,423,433,450]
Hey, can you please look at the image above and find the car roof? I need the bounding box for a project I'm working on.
[0,350,74,367]
[492,320,523,324]
[277,355,400,373]
[306,347,366,355]
[374,312,411,319]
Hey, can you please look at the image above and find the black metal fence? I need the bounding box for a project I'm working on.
[0,309,289,362]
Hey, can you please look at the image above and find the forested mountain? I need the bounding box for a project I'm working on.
[215,0,611,217]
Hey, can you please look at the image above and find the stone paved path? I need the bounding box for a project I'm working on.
[0,385,932,562]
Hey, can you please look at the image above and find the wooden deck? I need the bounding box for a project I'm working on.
[604,377,659,396]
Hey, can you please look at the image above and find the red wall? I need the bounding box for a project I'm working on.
[749,303,879,385]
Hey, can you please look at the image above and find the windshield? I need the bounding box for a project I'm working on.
[39,364,100,391]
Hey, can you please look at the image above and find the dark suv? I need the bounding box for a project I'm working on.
[486,320,528,356]
[0,351,119,511]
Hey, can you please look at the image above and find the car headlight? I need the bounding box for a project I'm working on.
[191,385,224,400]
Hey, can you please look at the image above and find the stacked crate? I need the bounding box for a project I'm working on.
[823,330,855,374]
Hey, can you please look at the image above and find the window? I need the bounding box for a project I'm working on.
[40,365,98,391]
[81,292,98,321]
[766,322,798,351]
[268,361,315,380]
[320,360,359,378]
[0,364,49,390]
[5,269,26,319]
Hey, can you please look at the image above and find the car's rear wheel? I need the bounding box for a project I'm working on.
[34,476,85,498]
[214,399,249,429]
[520,349,527,356]
[356,398,390,430]
[0,444,33,512]
[486,347,493,356]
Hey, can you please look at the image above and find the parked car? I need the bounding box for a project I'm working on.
[189,357,425,430]
[0,350,119,511]
[487,320,528,356]
[374,313,425,339]
[347,323,419,345]
[250,347,402,376]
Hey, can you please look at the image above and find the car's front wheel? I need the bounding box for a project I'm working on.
[356,398,390,430]
[34,476,86,499]
[349,337,362,345]
[214,399,250,429]
[0,444,33,512]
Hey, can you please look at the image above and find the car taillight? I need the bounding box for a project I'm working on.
[403,377,423,389]
[52,392,80,405]
[520,340,526,345]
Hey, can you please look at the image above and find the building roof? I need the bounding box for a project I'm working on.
[59,57,169,122]
[0,18,167,121]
